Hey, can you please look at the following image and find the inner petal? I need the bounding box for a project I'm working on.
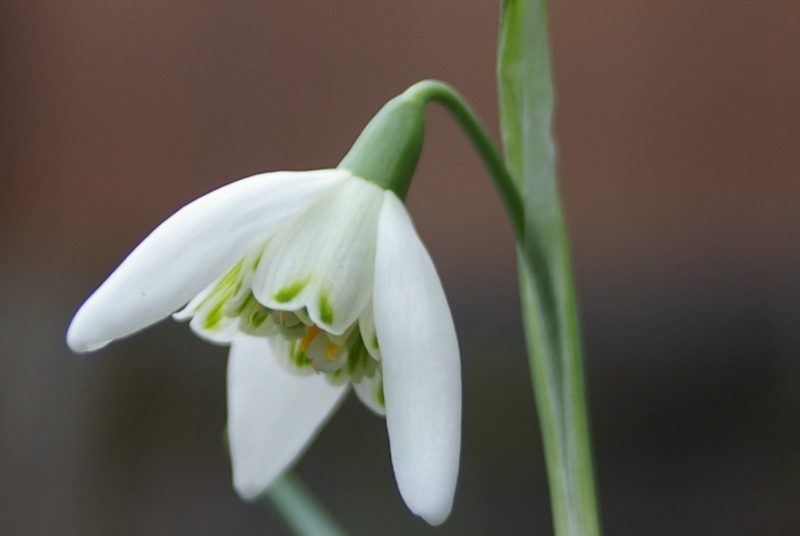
[251,176,385,335]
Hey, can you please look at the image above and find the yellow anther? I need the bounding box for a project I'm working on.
[300,326,321,352]
[324,342,339,361]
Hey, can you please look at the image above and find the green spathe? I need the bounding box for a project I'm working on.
[338,94,425,199]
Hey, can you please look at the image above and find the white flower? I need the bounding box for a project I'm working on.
[67,169,461,525]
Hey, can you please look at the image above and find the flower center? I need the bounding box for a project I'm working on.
[179,255,379,384]
[239,295,377,382]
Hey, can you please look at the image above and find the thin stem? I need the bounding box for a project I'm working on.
[265,472,349,536]
[403,80,525,240]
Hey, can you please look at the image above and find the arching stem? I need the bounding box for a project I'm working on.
[403,80,525,240]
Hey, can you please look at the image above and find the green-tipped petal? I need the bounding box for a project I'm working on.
[358,304,381,361]
[252,175,384,335]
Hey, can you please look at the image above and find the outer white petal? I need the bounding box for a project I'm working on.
[228,334,348,500]
[372,192,461,526]
[252,175,384,335]
[67,170,347,352]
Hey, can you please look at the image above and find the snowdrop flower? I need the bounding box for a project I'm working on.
[67,93,461,525]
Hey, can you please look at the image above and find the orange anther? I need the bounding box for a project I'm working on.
[300,325,321,352]
[325,342,339,360]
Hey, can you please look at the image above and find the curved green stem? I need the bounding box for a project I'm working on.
[403,80,525,240]
[265,472,349,536]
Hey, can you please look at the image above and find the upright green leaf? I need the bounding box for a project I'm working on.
[497,1,601,535]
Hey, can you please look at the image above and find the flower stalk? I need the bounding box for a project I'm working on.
[401,80,525,238]
[266,473,349,536]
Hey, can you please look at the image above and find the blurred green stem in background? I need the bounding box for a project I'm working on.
[265,472,349,536]
[498,1,602,535]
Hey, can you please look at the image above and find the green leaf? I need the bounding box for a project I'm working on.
[498,1,601,535]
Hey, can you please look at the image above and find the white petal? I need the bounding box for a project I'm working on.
[67,170,347,353]
[172,283,214,322]
[252,176,384,335]
[176,249,262,345]
[187,313,240,345]
[358,304,381,360]
[227,334,348,500]
[372,192,461,526]
[353,368,386,416]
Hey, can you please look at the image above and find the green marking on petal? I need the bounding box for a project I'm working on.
[223,260,243,281]
[376,382,385,408]
[288,341,310,368]
[294,350,310,367]
[248,305,270,328]
[251,246,265,271]
[345,332,377,382]
[329,368,346,382]
[203,302,225,330]
[273,278,310,303]
[195,259,244,312]
[372,333,380,350]
[347,339,363,373]
[232,293,255,317]
[318,290,334,325]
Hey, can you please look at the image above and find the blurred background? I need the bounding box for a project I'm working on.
[2,1,799,534]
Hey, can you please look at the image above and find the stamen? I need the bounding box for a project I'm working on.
[300,325,321,352]
[324,342,339,360]
[181,256,380,384]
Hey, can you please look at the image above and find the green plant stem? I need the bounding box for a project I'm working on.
[404,80,525,240]
[265,472,349,536]
[498,1,602,535]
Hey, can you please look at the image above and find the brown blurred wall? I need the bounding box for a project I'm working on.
[2,1,799,535]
